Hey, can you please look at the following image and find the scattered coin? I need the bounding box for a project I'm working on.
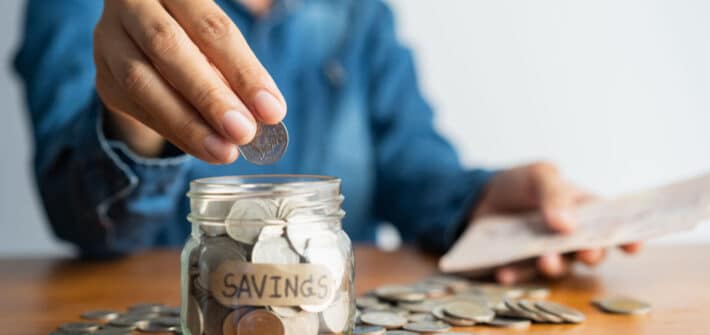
[535,301,586,323]
[154,316,180,327]
[353,325,387,335]
[384,331,419,335]
[239,121,289,165]
[443,301,495,322]
[431,305,476,327]
[594,297,652,315]
[523,286,550,299]
[80,310,120,322]
[109,314,151,329]
[128,303,165,313]
[92,328,134,335]
[58,322,101,333]
[402,321,451,333]
[360,312,408,329]
[375,285,426,303]
[137,319,177,333]
[518,300,564,323]
[407,313,437,322]
[483,317,532,329]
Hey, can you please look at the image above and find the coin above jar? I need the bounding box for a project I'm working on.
[239,122,289,165]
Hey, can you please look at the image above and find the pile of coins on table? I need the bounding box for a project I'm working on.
[351,274,652,334]
[183,176,353,335]
[52,303,180,335]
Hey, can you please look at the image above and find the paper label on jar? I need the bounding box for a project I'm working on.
[209,260,336,307]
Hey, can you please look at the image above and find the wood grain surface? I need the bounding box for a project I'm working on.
[1,245,708,335]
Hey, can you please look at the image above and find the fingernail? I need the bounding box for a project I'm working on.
[253,90,286,123]
[204,134,237,163]
[223,110,256,145]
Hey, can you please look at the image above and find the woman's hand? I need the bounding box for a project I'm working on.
[473,162,643,284]
[94,0,286,163]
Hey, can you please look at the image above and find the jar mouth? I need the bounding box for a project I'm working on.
[190,174,339,193]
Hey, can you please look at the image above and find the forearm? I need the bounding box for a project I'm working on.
[38,100,192,258]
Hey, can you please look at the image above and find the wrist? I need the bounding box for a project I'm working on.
[103,106,165,158]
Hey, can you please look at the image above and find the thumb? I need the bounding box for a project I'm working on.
[530,163,577,233]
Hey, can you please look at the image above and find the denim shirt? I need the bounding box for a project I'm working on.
[14,0,494,258]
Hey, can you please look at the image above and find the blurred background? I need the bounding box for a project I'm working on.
[1,0,709,256]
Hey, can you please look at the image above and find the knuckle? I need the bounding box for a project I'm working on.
[197,12,235,43]
[231,65,261,91]
[120,61,151,93]
[176,115,204,142]
[194,85,226,114]
[530,161,558,177]
[144,20,180,57]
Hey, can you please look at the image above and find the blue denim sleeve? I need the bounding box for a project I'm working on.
[13,0,192,258]
[366,1,496,254]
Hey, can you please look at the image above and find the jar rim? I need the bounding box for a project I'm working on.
[189,174,340,195]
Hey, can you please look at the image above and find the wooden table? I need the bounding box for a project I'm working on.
[1,245,708,335]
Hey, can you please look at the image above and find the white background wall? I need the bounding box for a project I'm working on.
[1,0,709,256]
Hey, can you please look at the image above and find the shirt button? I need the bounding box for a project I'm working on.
[324,61,346,87]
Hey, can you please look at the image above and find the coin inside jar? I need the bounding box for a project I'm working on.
[237,309,285,335]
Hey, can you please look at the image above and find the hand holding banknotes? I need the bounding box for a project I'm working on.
[472,162,643,284]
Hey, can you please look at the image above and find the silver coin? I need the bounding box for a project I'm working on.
[518,300,564,323]
[251,236,300,264]
[431,306,475,327]
[92,328,134,335]
[155,316,180,327]
[285,223,330,257]
[239,121,288,165]
[269,306,299,318]
[483,317,531,329]
[283,310,319,335]
[374,285,426,304]
[594,297,651,315]
[383,331,418,335]
[319,294,350,334]
[258,225,285,241]
[355,296,383,309]
[402,321,451,333]
[407,313,436,323]
[109,314,151,329]
[199,236,249,289]
[353,325,386,335]
[522,285,550,299]
[443,301,494,323]
[535,301,586,323]
[58,322,101,332]
[226,198,278,244]
[128,303,165,313]
[360,312,408,329]
[80,310,120,322]
[138,320,177,333]
[299,234,342,313]
[503,300,543,322]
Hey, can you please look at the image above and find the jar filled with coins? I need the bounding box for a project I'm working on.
[181,175,354,335]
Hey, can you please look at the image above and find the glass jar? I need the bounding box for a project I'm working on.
[180,175,354,335]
